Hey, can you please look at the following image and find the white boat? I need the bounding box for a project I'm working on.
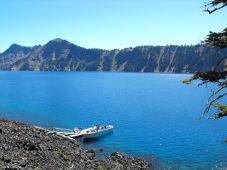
[51,125,114,140]
[82,125,113,140]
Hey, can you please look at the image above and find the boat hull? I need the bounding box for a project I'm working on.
[82,126,113,141]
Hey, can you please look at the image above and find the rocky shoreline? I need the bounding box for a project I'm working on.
[0,119,150,170]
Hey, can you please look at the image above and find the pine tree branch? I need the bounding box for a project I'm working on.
[209,110,227,119]
[208,85,226,101]
[200,92,227,119]
[204,3,227,13]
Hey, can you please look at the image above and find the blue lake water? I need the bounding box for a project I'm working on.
[0,71,226,169]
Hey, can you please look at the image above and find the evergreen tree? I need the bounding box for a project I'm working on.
[182,0,227,119]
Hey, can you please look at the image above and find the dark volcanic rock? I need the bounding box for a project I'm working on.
[101,152,150,170]
[0,119,150,170]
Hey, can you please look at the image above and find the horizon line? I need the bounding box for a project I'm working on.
[0,38,204,53]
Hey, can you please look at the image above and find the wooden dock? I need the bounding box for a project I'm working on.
[34,126,77,141]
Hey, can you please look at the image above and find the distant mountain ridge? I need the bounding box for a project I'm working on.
[0,38,226,73]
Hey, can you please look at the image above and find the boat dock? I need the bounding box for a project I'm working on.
[34,125,113,141]
[34,126,76,141]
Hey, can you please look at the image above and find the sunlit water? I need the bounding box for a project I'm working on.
[0,71,226,169]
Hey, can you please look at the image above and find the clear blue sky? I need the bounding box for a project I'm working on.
[0,0,226,52]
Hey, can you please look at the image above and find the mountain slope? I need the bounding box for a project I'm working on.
[0,38,226,73]
[0,44,32,70]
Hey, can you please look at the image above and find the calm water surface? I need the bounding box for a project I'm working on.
[0,71,226,169]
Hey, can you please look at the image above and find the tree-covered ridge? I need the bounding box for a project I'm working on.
[0,39,226,73]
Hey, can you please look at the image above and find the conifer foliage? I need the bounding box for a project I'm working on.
[183,0,227,119]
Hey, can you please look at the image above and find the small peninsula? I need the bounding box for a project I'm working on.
[0,119,150,170]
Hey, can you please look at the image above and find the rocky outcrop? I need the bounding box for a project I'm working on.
[0,38,226,73]
[0,119,150,170]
